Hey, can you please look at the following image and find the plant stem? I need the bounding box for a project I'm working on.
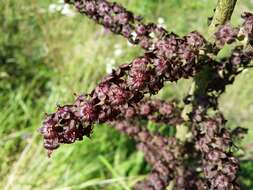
[208,0,237,38]
[195,0,238,101]
[178,0,238,139]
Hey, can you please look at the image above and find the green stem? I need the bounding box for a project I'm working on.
[176,0,238,142]
[196,0,238,99]
[208,0,237,38]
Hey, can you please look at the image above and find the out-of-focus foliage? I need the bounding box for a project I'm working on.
[0,0,253,190]
[0,0,52,179]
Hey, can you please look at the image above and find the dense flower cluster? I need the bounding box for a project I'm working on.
[134,160,177,190]
[38,105,92,156]
[214,12,253,46]
[39,99,183,155]
[187,48,252,189]
[192,113,240,190]
[241,12,253,45]
[39,30,211,153]
[214,23,239,46]
[40,0,253,189]
[113,120,207,190]
[112,120,183,190]
[135,145,206,190]
[186,36,252,190]
[118,99,183,125]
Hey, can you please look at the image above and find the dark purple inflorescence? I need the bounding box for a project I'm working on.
[187,46,253,190]
[40,0,253,189]
[192,113,240,190]
[39,105,91,156]
[39,30,210,154]
[214,23,239,47]
[187,47,253,190]
[241,12,253,45]
[39,38,252,156]
[119,99,183,125]
[214,12,253,47]
[112,120,184,190]
[126,122,206,190]
[39,98,183,155]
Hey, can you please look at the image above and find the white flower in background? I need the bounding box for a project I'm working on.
[48,0,76,17]
[158,17,165,25]
[157,17,167,28]
[61,4,76,17]
[113,44,123,57]
[114,49,123,56]
[106,59,116,74]
[56,4,62,11]
[48,3,58,13]
[114,44,123,57]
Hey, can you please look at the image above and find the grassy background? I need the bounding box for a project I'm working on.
[0,0,253,189]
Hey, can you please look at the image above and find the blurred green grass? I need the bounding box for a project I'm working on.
[0,0,253,189]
